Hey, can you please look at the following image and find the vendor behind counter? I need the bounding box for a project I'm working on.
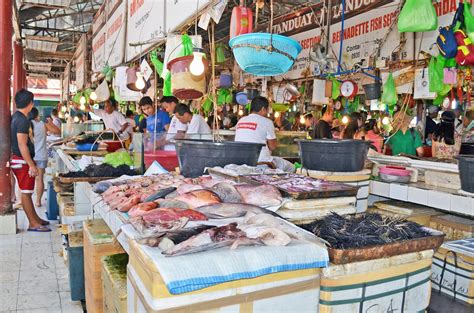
[385,110,424,157]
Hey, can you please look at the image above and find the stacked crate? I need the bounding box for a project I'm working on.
[102,254,128,313]
[84,219,124,313]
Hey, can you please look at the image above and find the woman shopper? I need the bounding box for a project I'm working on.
[28,107,57,207]
[432,111,462,159]
[341,112,363,139]
[364,119,384,153]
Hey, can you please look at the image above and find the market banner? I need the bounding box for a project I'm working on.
[165,0,213,34]
[126,0,165,62]
[75,34,88,90]
[92,30,106,73]
[105,0,126,68]
[92,4,105,36]
[61,62,70,102]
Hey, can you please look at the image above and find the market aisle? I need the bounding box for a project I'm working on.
[0,207,84,313]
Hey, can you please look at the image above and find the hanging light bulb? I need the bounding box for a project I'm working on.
[80,103,86,111]
[135,72,146,90]
[342,115,349,125]
[382,116,390,125]
[73,116,80,123]
[58,112,64,119]
[300,115,306,124]
[238,109,244,116]
[65,112,70,118]
[90,91,97,101]
[60,106,67,113]
[80,96,86,105]
[190,48,205,76]
[451,99,457,110]
[274,112,280,118]
[292,104,297,111]
[204,117,208,122]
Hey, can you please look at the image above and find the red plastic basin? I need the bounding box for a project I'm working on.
[144,151,179,172]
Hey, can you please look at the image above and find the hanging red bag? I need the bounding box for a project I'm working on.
[230,6,253,38]
[454,29,474,66]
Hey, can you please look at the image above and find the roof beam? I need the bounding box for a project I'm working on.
[26,49,74,59]
[21,24,87,33]
[24,9,97,23]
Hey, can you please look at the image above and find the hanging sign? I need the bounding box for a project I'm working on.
[126,0,165,62]
[75,34,88,90]
[92,4,106,36]
[105,0,126,68]
[165,0,212,33]
[62,62,70,102]
[92,31,106,73]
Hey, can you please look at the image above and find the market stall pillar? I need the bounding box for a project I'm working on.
[13,41,24,109]
[0,0,13,216]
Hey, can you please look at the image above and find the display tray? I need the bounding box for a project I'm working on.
[328,228,445,265]
[57,176,114,184]
[243,174,358,200]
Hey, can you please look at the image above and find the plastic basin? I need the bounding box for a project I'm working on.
[175,140,264,178]
[457,155,474,193]
[144,151,179,172]
[76,143,98,151]
[103,141,123,152]
[297,139,370,172]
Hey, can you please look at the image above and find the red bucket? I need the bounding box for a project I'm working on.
[144,150,179,172]
[167,55,208,100]
[103,141,123,152]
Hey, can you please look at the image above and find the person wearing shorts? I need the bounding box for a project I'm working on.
[11,89,50,232]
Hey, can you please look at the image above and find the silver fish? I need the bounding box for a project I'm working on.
[211,182,242,203]
[195,202,278,219]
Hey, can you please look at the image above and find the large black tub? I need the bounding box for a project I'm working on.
[297,139,370,172]
[174,140,264,177]
[460,143,474,155]
[457,155,474,193]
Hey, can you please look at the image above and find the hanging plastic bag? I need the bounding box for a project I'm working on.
[398,0,438,33]
[429,57,442,93]
[104,151,133,167]
[331,78,341,100]
[443,68,457,84]
[95,79,110,102]
[465,2,474,42]
[216,44,227,63]
[381,73,398,105]
[150,50,164,78]
[180,34,194,57]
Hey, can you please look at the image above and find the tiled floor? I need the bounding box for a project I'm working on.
[0,206,84,313]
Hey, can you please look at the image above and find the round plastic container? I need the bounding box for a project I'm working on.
[167,56,208,100]
[297,139,370,172]
[174,140,264,178]
[457,155,474,193]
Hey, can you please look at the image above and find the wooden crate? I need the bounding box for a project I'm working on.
[84,219,124,313]
[102,254,128,313]
[429,214,474,241]
[370,200,442,226]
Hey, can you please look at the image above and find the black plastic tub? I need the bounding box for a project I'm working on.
[174,140,264,177]
[460,143,474,155]
[297,139,370,172]
[457,155,474,193]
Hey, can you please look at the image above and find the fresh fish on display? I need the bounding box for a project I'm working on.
[157,225,215,250]
[244,213,326,246]
[163,223,249,256]
[115,194,141,212]
[92,181,113,194]
[141,208,208,223]
[176,184,205,195]
[131,216,189,240]
[235,184,282,207]
[174,189,221,209]
[128,202,158,218]
[144,187,177,202]
[211,182,242,203]
[195,203,279,219]
[156,199,190,210]
[239,224,291,246]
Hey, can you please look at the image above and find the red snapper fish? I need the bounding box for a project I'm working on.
[174,189,221,209]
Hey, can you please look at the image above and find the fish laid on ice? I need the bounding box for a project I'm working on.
[195,202,278,219]
[174,189,221,209]
[157,225,215,250]
[163,223,248,256]
[240,224,291,246]
[211,182,242,203]
[235,184,282,207]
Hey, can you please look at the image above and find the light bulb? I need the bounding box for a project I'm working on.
[61,106,67,113]
[292,104,297,111]
[204,117,208,122]
[300,116,305,124]
[342,115,349,124]
[80,96,86,105]
[90,91,97,101]
[274,112,280,118]
[135,73,146,90]
[65,113,70,118]
[382,116,390,125]
[190,49,205,76]
[451,99,457,110]
[238,109,244,116]
[58,112,64,118]
[74,116,79,123]
[80,103,86,111]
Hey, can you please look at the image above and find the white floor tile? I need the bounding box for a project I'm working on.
[57,278,70,292]
[56,268,69,280]
[0,260,21,272]
[16,291,61,310]
[0,271,19,283]
[18,278,58,295]
[17,307,62,313]
[18,268,57,282]
[0,281,18,297]
[21,256,55,271]
[0,294,17,310]
[61,303,84,313]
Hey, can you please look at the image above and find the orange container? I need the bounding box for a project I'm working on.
[167,56,208,100]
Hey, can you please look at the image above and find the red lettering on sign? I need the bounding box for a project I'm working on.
[130,0,145,17]
[107,14,123,37]
[93,33,106,51]
[237,122,257,131]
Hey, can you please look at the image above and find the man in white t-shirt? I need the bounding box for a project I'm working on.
[161,96,188,150]
[175,103,211,137]
[87,99,130,141]
[235,96,294,172]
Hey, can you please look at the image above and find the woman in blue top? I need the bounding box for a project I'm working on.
[138,96,171,133]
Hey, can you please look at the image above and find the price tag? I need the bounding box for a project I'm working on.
[140,59,153,81]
